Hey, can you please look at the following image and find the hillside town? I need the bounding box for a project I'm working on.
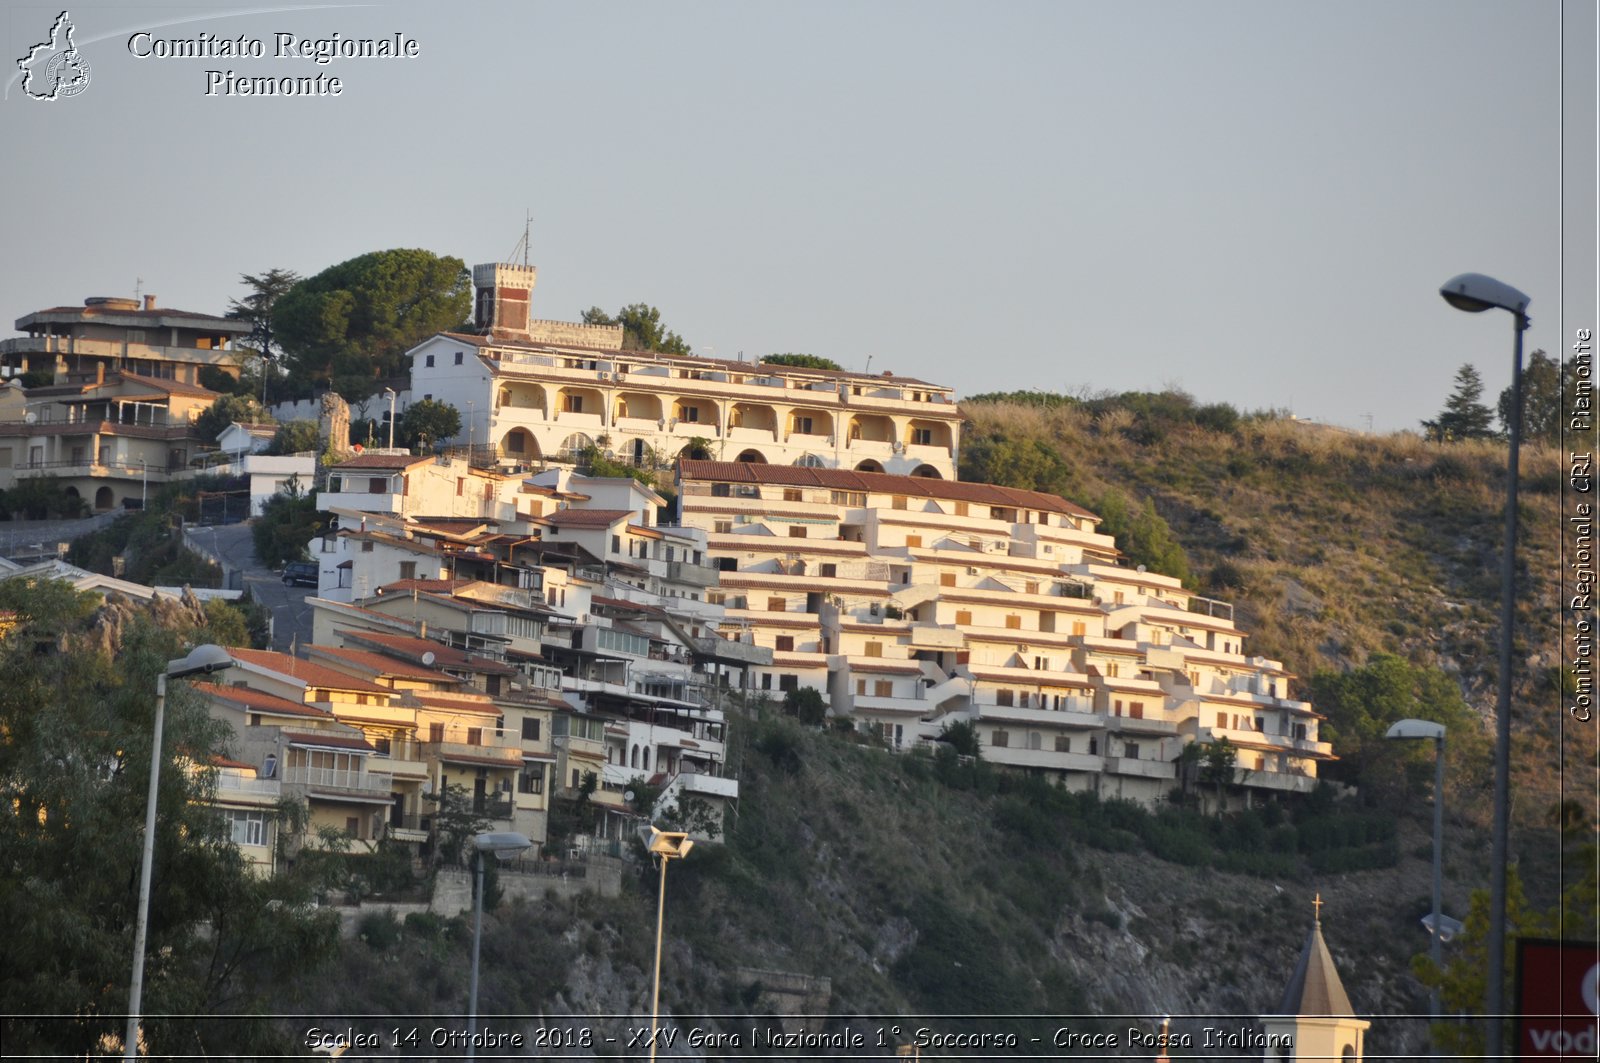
[0,260,1419,1062]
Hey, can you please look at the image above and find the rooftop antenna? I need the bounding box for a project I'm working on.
[134,276,143,303]
[865,354,873,375]
[504,211,532,266]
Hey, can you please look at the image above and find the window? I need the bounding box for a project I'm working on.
[714,520,732,534]
[1072,621,1087,636]
[454,351,464,365]
[911,428,933,446]
[905,534,923,548]
[940,573,956,587]
[466,727,482,746]
[991,729,1010,748]
[1129,702,1145,719]
[228,810,265,847]
[680,405,700,423]
[1124,742,1141,760]
[820,563,837,578]
[892,495,907,510]
[1005,615,1022,630]
[1113,699,1123,716]
[1025,581,1039,595]
[1027,732,1042,750]
[778,674,798,693]
[518,765,543,794]
[521,717,541,742]
[775,636,794,652]
[361,540,374,553]
[1054,735,1072,753]
[955,610,972,626]
[563,394,584,413]
[793,416,814,434]
[767,596,786,612]
[398,561,417,581]
[864,641,883,658]
[760,673,773,690]
[711,483,732,497]
[954,502,968,517]
[783,488,803,502]
[996,690,1014,707]
[788,525,807,538]
[874,680,893,697]
[855,679,867,695]
[368,477,388,494]
[425,354,435,367]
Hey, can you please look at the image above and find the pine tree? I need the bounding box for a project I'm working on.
[1422,364,1497,441]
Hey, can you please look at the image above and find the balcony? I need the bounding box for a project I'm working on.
[1104,756,1176,781]
[976,704,1101,729]
[1103,716,1179,736]
[282,765,390,796]
[984,745,1102,772]
[472,793,515,820]
[664,559,720,588]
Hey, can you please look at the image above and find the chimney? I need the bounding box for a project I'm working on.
[143,295,156,311]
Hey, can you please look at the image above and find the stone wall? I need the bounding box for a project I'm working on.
[525,320,624,350]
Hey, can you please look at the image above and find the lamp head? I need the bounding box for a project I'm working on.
[472,831,533,854]
[165,643,234,679]
[1439,273,1531,316]
[1385,718,1446,741]
[643,824,694,860]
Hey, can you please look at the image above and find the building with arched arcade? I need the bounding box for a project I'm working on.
[405,262,962,479]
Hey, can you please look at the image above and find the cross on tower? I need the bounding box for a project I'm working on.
[1313,892,1324,924]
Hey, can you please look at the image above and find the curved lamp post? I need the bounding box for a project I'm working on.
[643,826,694,1062]
[1438,271,1530,1058]
[1386,718,1446,1054]
[125,644,235,1061]
[467,831,532,1060]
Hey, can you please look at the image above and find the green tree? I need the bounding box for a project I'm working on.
[1092,491,1191,584]
[266,419,320,455]
[1423,364,1496,442]
[960,435,1073,495]
[1308,655,1486,800]
[251,479,327,568]
[0,582,337,1058]
[782,686,827,726]
[275,250,470,399]
[193,394,265,445]
[761,353,842,371]
[0,475,89,520]
[227,268,300,404]
[421,783,491,869]
[938,719,981,758]
[1497,349,1576,445]
[582,303,690,354]
[397,398,461,451]
[1200,738,1238,811]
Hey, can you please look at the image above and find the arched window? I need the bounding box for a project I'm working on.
[793,453,825,468]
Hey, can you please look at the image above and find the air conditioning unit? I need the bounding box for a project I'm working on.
[967,566,980,575]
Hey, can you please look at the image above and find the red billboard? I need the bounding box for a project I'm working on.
[1514,938,1600,1059]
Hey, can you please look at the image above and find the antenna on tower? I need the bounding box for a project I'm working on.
[504,211,533,266]
[134,276,144,303]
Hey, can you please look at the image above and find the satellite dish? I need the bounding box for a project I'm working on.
[421,779,433,794]
[1136,564,1147,573]
[624,790,636,803]
[421,651,436,667]
[24,412,36,424]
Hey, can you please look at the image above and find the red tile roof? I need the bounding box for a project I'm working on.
[192,681,334,719]
[545,508,634,529]
[678,461,1098,520]
[227,647,393,694]
[306,644,464,684]
[335,629,518,676]
[283,730,376,752]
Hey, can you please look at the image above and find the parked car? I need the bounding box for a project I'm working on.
[282,561,318,587]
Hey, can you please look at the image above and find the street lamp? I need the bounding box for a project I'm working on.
[466,831,532,1060]
[125,644,235,1061]
[643,825,694,1062]
[382,387,397,450]
[1438,272,1529,1059]
[1386,718,1447,1053]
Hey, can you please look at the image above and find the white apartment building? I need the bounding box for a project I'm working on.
[404,262,962,478]
[676,460,1333,805]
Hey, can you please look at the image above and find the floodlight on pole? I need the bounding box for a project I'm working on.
[642,826,693,1062]
[125,644,235,1061]
[1386,718,1447,1055]
[1438,271,1529,1059]
[466,831,532,1061]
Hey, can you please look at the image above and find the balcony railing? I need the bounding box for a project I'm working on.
[282,765,389,794]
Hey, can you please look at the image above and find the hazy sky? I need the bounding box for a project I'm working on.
[1,1,1592,433]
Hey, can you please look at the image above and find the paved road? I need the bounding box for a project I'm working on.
[186,522,315,653]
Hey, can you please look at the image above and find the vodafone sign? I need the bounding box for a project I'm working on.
[1515,938,1600,1059]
